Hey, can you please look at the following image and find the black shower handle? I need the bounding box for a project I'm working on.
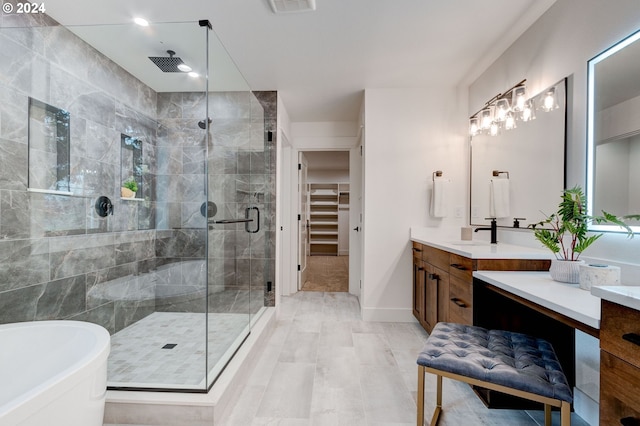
[245,207,260,233]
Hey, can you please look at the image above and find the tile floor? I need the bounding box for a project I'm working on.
[218,291,589,426]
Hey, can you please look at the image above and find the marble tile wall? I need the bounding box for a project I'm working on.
[0,14,162,333]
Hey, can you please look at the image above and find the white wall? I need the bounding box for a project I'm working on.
[361,87,467,321]
[307,169,349,183]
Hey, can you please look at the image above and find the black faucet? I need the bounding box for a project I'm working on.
[475,218,498,244]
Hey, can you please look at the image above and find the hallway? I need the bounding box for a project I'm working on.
[219,291,586,425]
[302,256,349,292]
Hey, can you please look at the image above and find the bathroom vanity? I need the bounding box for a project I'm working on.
[410,231,552,333]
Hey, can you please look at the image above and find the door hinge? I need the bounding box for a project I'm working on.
[297,264,301,271]
[298,163,302,170]
[360,145,363,156]
[298,214,301,220]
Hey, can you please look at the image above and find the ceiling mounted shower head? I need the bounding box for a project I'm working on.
[148,50,188,73]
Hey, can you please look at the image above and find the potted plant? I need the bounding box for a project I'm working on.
[121,178,138,198]
[529,186,637,283]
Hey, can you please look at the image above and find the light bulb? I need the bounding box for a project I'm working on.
[512,85,526,112]
[495,98,510,122]
[480,108,492,130]
[505,112,516,130]
[469,117,479,136]
[489,121,499,136]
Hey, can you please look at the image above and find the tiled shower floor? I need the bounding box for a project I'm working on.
[107,312,250,389]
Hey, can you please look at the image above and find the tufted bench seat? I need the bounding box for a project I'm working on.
[416,322,572,426]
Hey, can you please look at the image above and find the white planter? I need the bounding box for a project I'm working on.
[549,259,585,284]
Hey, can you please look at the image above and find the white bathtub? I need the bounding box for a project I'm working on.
[0,321,110,426]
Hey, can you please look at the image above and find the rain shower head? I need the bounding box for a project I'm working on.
[198,117,212,129]
[148,50,189,73]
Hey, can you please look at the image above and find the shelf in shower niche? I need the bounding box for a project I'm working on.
[121,197,145,201]
[27,188,73,196]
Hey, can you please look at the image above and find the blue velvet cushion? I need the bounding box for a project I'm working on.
[417,322,573,403]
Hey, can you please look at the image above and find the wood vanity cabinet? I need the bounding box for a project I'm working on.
[411,242,550,334]
[600,300,640,425]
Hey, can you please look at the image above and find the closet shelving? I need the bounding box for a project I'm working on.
[309,183,339,256]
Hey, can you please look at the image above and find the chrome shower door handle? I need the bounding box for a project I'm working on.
[245,207,260,233]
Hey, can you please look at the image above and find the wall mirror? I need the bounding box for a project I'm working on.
[470,79,567,228]
[27,98,71,194]
[587,29,640,232]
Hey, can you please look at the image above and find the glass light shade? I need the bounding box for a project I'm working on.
[469,117,479,136]
[494,98,510,122]
[522,99,535,121]
[542,87,558,111]
[504,112,516,130]
[511,85,526,112]
[489,121,499,136]
[480,108,492,130]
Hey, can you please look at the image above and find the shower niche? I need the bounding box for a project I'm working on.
[27,98,71,194]
[120,133,144,200]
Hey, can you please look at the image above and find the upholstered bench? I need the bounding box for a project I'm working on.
[416,322,572,426]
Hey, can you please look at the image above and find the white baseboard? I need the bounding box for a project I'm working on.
[361,307,417,322]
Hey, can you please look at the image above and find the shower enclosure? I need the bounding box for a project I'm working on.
[0,14,275,392]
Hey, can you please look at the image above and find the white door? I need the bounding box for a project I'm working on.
[349,140,363,299]
[298,153,309,290]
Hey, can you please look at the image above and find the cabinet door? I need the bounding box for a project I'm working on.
[424,264,440,332]
[412,256,426,325]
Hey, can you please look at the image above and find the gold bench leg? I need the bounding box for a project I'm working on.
[417,366,443,426]
[417,366,425,426]
[544,404,551,426]
[430,374,442,426]
[561,400,571,426]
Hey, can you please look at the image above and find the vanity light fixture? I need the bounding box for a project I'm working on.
[469,79,527,137]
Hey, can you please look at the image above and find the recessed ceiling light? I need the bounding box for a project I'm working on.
[188,72,199,78]
[177,63,192,72]
[134,17,149,26]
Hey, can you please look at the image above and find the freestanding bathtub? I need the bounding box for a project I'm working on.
[0,321,110,426]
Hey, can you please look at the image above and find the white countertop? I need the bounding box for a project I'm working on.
[411,228,553,260]
[591,286,640,311]
[474,271,601,329]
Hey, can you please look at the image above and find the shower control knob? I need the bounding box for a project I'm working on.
[95,196,114,217]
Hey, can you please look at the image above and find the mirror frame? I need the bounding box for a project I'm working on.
[587,29,640,233]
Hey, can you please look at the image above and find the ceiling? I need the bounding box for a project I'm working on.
[43,0,557,123]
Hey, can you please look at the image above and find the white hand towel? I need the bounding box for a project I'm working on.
[490,178,510,218]
[430,178,448,218]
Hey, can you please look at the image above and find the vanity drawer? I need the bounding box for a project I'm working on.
[449,254,474,280]
[448,275,473,325]
[412,242,423,259]
[600,350,640,425]
[601,300,640,369]
[422,245,450,271]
